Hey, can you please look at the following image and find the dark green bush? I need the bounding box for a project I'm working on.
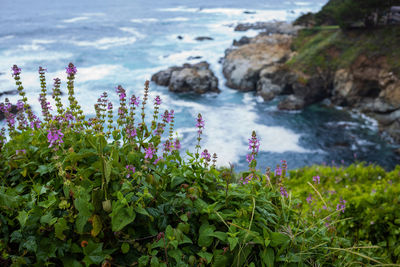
[0,64,389,266]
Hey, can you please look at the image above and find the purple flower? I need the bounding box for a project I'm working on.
[246,154,254,163]
[174,139,181,150]
[280,186,288,198]
[163,140,171,152]
[116,85,126,101]
[154,96,161,105]
[162,110,174,123]
[47,128,64,148]
[144,146,155,159]
[107,102,113,110]
[313,175,320,184]
[153,157,163,165]
[201,149,211,161]
[153,124,164,136]
[306,194,313,204]
[248,134,260,153]
[16,100,24,110]
[130,95,140,107]
[65,63,77,75]
[336,199,346,213]
[196,114,205,129]
[38,66,47,74]
[127,127,137,138]
[275,166,282,176]
[125,165,135,178]
[12,65,21,76]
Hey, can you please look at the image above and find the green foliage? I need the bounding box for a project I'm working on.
[288,26,400,76]
[286,163,400,263]
[0,65,390,266]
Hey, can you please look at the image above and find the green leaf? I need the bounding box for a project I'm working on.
[74,191,94,233]
[105,159,112,184]
[150,256,160,267]
[228,237,238,251]
[17,210,28,228]
[83,240,105,266]
[40,212,54,225]
[170,176,185,189]
[260,248,275,267]
[168,249,183,263]
[138,255,149,267]
[210,231,227,242]
[110,201,136,231]
[36,164,53,176]
[55,218,68,240]
[121,242,130,254]
[270,232,290,247]
[198,222,216,247]
[197,251,213,264]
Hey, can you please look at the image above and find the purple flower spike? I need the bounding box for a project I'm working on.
[162,110,174,123]
[12,65,21,76]
[201,149,211,161]
[306,194,313,204]
[246,154,254,163]
[275,166,282,176]
[130,95,140,107]
[174,139,181,150]
[313,175,320,184]
[65,63,77,75]
[196,114,205,129]
[47,128,64,148]
[280,186,288,198]
[154,96,161,105]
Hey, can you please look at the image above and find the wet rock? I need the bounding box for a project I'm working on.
[243,10,256,14]
[195,36,213,41]
[0,104,18,121]
[0,89,18,97]
[232,36,251,46]
[187,56,202,60]
[278,95,306,110]
[257,77,282,101]
[151,61,219,94]
[234,21,303,35]
[177,35,183,40]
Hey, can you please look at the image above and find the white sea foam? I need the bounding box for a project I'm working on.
[171,97,309,166]
[157,7,199,13]
[119,27,146,38]
[62,16,89,23]
[130,18,159,23]
[164,17,189,22]
[71,36,137,50]
[0,35,14,42]
[17,39,56,51]
[294,2,311,6]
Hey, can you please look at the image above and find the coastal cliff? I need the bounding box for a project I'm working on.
[222,25,400,143]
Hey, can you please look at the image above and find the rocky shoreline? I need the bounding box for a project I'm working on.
[221,22,400,143]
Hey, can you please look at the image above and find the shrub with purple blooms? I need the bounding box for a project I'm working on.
[0,63,388,266]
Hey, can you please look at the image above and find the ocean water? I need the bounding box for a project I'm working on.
[0,0,398,171]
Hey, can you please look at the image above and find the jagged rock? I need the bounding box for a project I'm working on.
[151,61,219,94]
[222,34,292,91]
[278,95,306,110]
[0,89,18,97]
[195,36,213,41]
[177,35,183,40]
[187,56,202,60]
[234,21,303,35]
[0,104,18,121]
[233,36,251,46]
[257,77,282,101]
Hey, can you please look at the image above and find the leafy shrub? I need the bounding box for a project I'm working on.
[0,64,386,266]
[287,163,400,263]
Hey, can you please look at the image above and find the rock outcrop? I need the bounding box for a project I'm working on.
[234,21,303,35]
[222,34,292,92]
[151,62,219,94]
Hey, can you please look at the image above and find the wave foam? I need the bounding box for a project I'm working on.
[62,16,89,23]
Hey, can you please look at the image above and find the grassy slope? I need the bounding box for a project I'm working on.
[287,25,400,77]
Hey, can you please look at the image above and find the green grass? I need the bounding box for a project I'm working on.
[288,26,400,76]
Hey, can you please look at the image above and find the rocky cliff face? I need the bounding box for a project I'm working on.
[221,30,400,143]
